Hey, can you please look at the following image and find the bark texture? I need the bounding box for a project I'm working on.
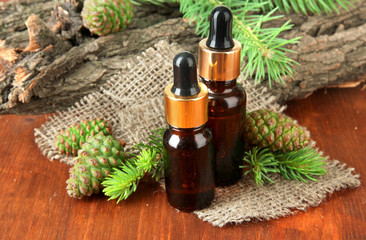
[269,1,366,102]
[0,0,365,114]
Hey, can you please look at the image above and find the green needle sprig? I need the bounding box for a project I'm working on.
[131,0,176,6]
[180,0,300,86]
[242,147,327,185]
[133,128,166,181]
[241,147,280,185]
[274,147,327,182]
[249,0,355,15]
[102,129,166,203]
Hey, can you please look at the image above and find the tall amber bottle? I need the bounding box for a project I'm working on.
[163,52,215,212]
[198,6,246,186]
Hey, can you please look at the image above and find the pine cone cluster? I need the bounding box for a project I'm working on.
[66,133,126,199]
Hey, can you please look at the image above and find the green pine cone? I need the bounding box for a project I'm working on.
[245,109,312,152]
[55,119,112,156]
[66,134,126,199]
[81,0,134,36]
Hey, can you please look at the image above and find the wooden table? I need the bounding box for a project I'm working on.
[0,86,365,239]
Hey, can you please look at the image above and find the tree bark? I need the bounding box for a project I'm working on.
[266,0,366,102]
[0,0,365,114]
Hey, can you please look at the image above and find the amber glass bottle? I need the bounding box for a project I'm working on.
[164,125,214,211]
[163,52,215,212]
[198,6,247,186]
[201,78,246,186]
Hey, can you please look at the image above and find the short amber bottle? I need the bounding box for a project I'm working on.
[163,52,215,212]
[198,6,247,186]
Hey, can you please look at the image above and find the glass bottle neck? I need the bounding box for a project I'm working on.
[168,124,207,134]
[200,77,237,93]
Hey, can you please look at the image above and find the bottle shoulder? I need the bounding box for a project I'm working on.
[234,84,247,97]
[207,86,246,112]
[207,85,246,98]
[163,126,212,150]
[201,78,246,96]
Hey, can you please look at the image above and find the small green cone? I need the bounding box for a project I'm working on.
[81,0,134,36]
[55,118,112,156]
[245,109,312,152]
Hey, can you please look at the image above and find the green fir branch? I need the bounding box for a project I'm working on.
[102,159,145,203]
[179,0,300,86]
[274,147,327,183]
[249,0,355,15]
[241,147,327,185]
[131,0,176,6]
[102,129,166,202]
[241,147,280,185]
[102,149,161,203]
[134,128,166,180]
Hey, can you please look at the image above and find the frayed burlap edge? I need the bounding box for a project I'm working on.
[193,160,360,227]
[34,40,360,227]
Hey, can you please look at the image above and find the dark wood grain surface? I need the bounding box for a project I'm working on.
[0,86,365,240]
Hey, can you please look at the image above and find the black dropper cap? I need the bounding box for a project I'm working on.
[171,52,200,96]
[206,6,235,50]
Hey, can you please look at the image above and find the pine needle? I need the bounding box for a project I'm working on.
[102,129,166,202]
[241,147,327,185]
[102,160,145,203]
[241,147,280,185]
[251,0,356,14]
[274,147,327,183]
[131,0,176,6]
[179,0,300,86]
[134,128,166,180]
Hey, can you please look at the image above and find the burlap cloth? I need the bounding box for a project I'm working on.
[34,41,360,227]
